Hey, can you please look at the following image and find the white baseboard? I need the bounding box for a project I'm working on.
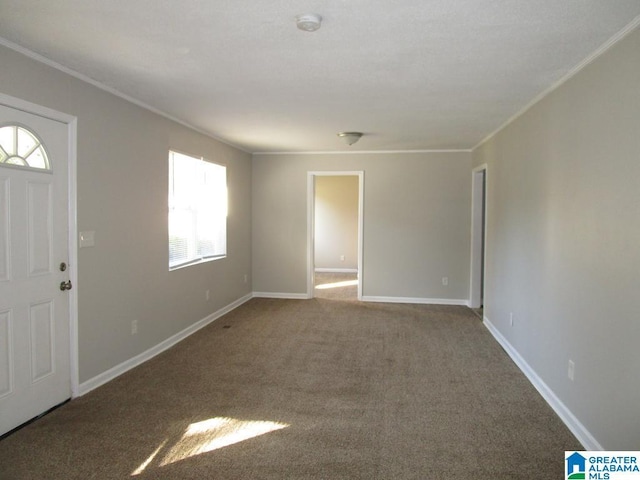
[314,268,358,273]
[361,296,469,306]
[252,292,310,300]
[77,293,253,397]
[483,316,602,450]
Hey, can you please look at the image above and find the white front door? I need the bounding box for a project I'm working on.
[0,104,71,437]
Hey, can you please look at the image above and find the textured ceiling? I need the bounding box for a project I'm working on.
[1,1,639,153]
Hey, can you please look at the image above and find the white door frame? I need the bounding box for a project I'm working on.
[469,164,487,309]
[0,92,79,397]
[307,171,364,300]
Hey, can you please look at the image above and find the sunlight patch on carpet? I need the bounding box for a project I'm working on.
[161,417,289,464]
[132,417,289,475]
[315,279,358,290]
[131,439,168,476]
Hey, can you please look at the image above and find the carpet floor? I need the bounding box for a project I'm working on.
[0,296,581,479]
[314,272,358,301]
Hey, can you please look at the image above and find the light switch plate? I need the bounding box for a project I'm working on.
[79,230,95,248]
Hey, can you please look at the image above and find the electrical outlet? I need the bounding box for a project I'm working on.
[340,255,345,261]
[509,312,514,327]
[205,290,210,301]
[568,360,575,381]
[442,277,448,286]
[244,274,248,284]
[131,319,138,335]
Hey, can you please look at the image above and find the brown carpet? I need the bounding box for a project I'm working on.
[0,297,581,479]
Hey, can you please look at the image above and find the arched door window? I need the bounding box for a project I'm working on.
[0,125,51,171]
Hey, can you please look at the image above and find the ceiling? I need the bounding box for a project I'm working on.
[1,1,639,153]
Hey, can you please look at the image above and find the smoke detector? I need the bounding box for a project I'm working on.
[296,14,322,32]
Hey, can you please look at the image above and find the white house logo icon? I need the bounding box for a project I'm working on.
[567,452,586,479]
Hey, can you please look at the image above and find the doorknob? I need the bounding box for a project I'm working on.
[60,280,72,291]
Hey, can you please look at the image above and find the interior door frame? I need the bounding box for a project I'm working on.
[307,171,364,300]
[469,164,487,309]
[0,92,79,397]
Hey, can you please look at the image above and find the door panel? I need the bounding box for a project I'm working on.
[30,300,55,381]
[0,178,8,281]
[0,104,71,436]
[28,181,53,276]
[0,310,11,396]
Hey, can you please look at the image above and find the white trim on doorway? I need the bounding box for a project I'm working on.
[0,92,79,398]
[307,171,364,300]
[469,164,487,309]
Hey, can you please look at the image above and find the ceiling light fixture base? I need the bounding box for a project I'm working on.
[337,132,363,146]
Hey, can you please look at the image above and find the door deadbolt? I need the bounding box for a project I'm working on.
[60,280,72,291]
[60,262,67,272]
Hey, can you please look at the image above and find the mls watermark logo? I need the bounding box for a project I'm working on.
[567,452,587,479]
[566,451,640,480]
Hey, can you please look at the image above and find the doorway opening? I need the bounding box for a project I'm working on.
[307,172,364,301]
[470,165,487,314]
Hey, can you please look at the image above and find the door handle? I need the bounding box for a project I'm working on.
[60,280,72,291]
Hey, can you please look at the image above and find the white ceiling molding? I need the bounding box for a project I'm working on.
[1,2,639,153]
[253,149,473,156]
[474,14,640,151]
[0,36,251,154]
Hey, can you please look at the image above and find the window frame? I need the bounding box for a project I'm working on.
[168,149,227,271]
[0,123,52,172]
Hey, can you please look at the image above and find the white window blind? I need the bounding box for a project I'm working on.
[169,151,227,269]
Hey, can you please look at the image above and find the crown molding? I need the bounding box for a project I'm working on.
[253,148,472,156]
[473,14,640,151]
[0,36,251,154]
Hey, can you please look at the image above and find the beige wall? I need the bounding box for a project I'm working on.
[314,176,359,271]
[252,152,472,301]
[473,27,640,449]
[0,45,252,384]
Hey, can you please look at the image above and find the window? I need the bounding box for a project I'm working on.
[0,125,50,171]
[168,151,227,269]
